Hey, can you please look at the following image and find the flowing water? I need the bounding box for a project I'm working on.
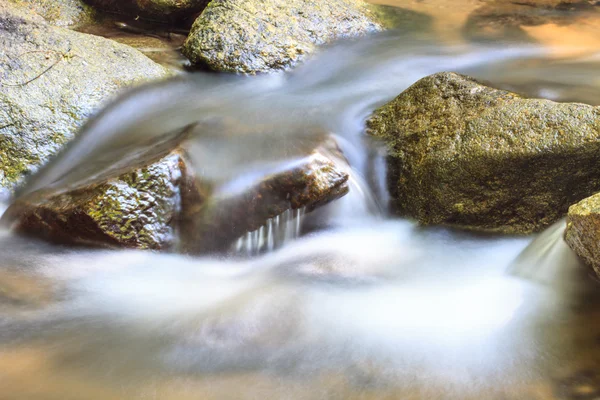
[2,1,600,399]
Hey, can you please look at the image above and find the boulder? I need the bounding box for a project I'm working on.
[182,0,383,74]
[84,0,209,25]
[1,132,350,253]
[7,0,95,27]
[2,145,187,250]
[565,194,600,277]
[0,3,169,201]
[367,72,600,234]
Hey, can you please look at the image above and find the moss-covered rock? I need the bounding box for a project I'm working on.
[7,0,95,27]
[565,193,600,277]
[84,0,209,24]
[0,3,168,201]
[2,147,187,250]
[367,72,600,234]
[182,0,383,74]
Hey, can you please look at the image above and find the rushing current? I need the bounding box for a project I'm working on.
[2,1,600,399]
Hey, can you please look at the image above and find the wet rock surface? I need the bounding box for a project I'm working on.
[182,0,384,74]
[180,137,350,254]
[565,193,600,278]
[84,0,209,25]
[2,145,188,250]
[1,132,350,253]
[367,71,600,234]
[0,3,169,201]
[7,0,95,27]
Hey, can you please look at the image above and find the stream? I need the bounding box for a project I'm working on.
[1,1,600,399]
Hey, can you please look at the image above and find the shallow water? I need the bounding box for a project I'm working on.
[2,2,600,399]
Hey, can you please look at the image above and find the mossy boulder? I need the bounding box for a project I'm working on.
[367,72,600,234]
[7,0,95,27]
[84,0,209,24]
[182,0,383,74]
[0,3,168,201]
[565,193,600,278]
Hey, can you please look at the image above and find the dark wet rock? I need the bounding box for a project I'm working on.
[7,0,95,27]
[1,132,349,253]
[182,0,384,74]
[0,3,169,201]
[84,0,209,24]
[2,145,187,250]
[464,0,599,42]
[180,137,350,254]
[565,193,600,277]
[367,72,600,234]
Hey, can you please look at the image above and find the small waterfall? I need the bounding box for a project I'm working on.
[233,207,306,256]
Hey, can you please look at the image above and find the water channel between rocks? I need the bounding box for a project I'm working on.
[1,1,600,399]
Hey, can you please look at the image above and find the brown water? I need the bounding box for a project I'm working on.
[2,2,600,399]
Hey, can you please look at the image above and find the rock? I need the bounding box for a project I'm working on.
[367,72,600,234]
[565,194,600,277]
[0,3,169,201]
[182,0,383,74]
[464,0,599,42]
[7,0,95,27]
[1,140,188,250]
[180,137,350,254]
[84,0,209,24]
[1,131,350,252]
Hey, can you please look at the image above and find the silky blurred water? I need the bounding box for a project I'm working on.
[1,1,600,399]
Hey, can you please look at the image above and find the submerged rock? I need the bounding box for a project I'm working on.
[464,0,599,42]
[7,0,95,27]
[182,0,383,74]
[0,3,168,201]
[367,72,600,234]
[84,0,209,24]
[565,194,600,277]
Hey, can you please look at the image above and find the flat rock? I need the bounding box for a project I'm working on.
[182,0,383,74]
[565,193,600,277]
[0,3,168,201]
[367,72,600,234]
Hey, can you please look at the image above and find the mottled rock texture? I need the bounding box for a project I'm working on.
[367,72,600,234]
[0,3,168,201]
[7,0,95,27]
[2,149,187,250]
[565,193,600,277]
[182,0,383,74]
